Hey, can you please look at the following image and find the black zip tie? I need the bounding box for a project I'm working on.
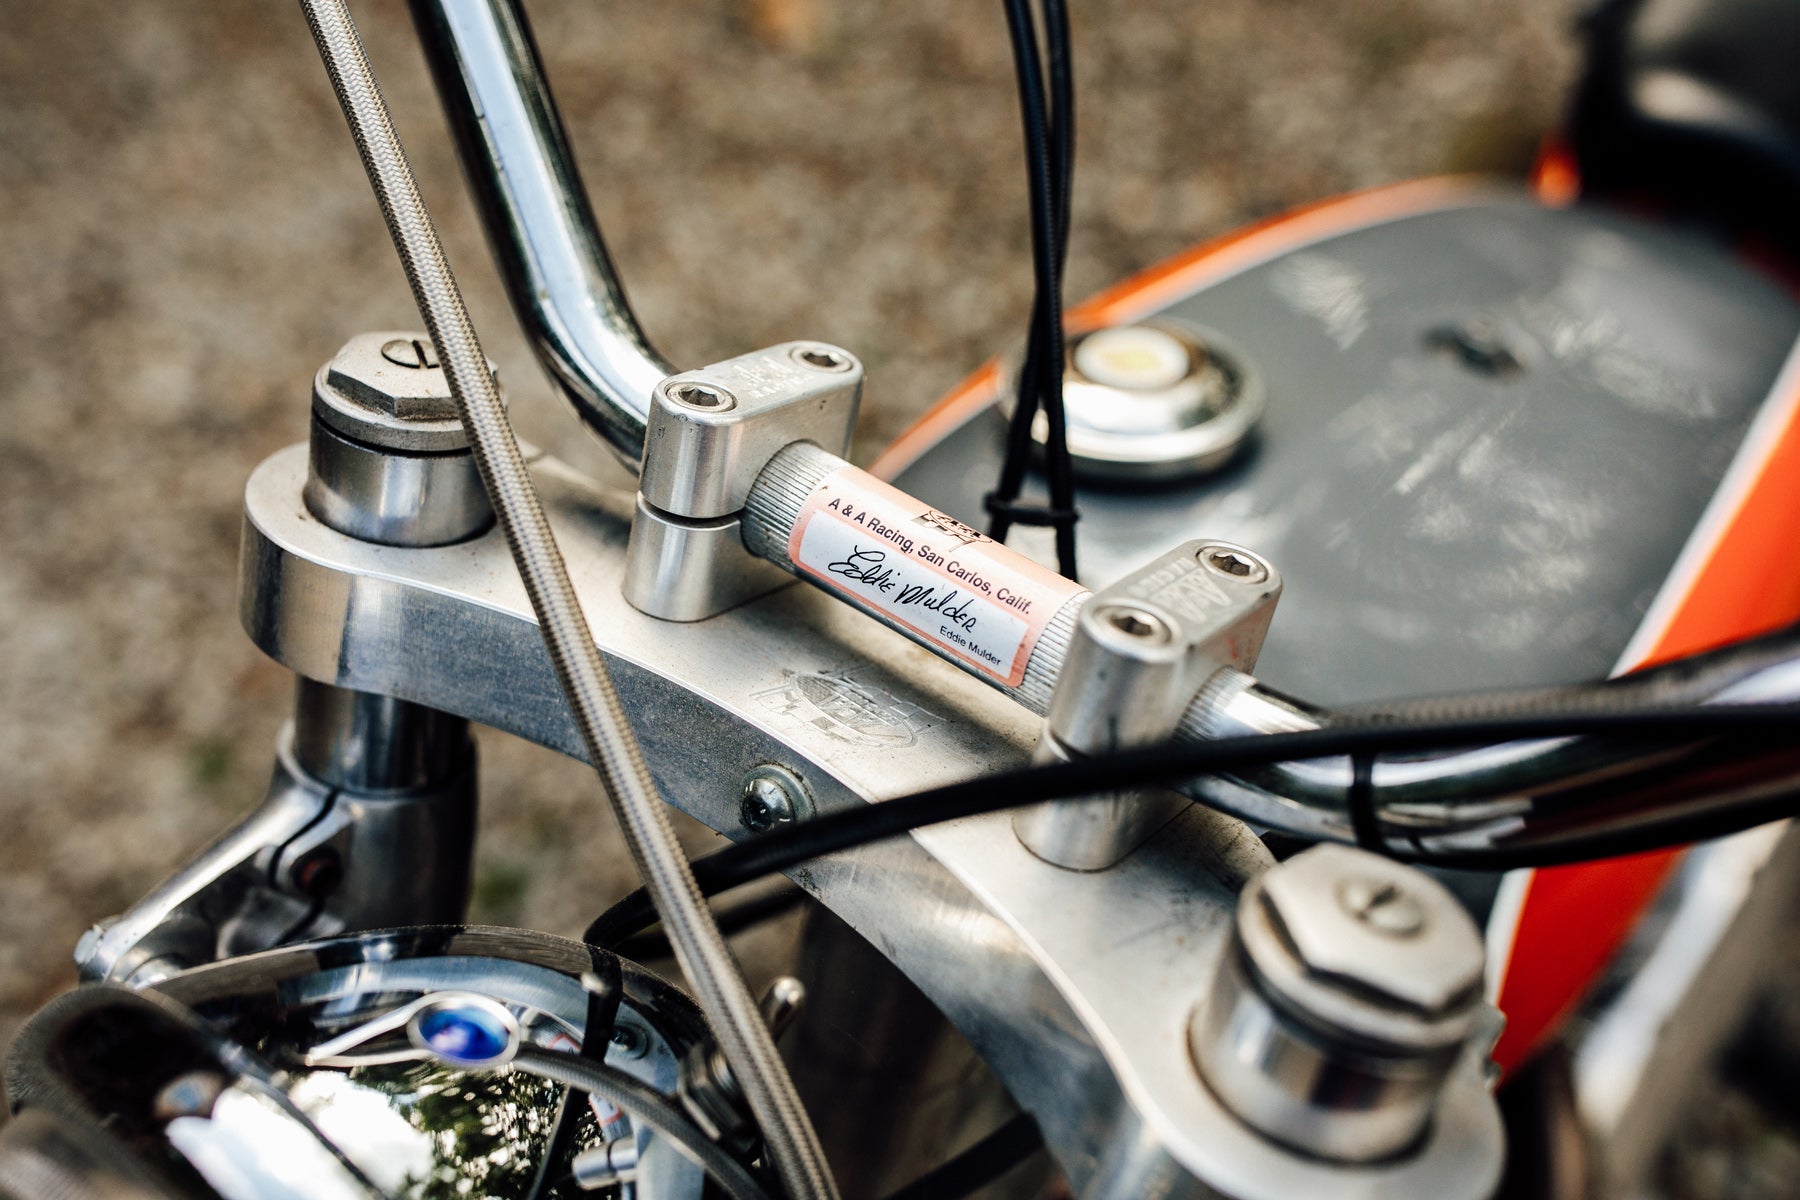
[1347,752,1385,852]
[982,493,1080,528]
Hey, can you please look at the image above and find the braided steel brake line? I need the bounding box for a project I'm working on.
[294,4,839,1196]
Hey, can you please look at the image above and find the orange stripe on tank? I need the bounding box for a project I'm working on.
[1491,341,1800,1075]
[1072,175,1489,327]
[1529,135,1581,208]
[868,362,1002,482]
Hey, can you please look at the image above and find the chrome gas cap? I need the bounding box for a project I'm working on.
[1003,319,1264,483]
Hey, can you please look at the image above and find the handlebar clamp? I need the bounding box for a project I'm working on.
[625,343,863,621]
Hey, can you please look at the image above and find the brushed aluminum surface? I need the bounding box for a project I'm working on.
[239,442,1502,1199]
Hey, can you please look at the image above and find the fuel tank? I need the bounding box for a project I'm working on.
[887,183,1800,705]
[886,181,1800,1073]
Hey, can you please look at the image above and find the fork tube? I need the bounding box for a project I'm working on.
[291,677,470,794]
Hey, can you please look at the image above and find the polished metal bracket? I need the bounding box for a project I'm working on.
[233,442,1501,1199]
[1016,540,1282,869]
[624,342,862,621]
[73,700,474,988]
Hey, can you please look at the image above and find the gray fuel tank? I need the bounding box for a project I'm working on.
[895,191,1800,705]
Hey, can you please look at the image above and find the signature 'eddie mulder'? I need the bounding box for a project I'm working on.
[827,547,980,632]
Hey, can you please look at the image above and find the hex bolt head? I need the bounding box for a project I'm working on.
[666,381,737,412]
[1198,544,1270,584]
[311,330,499,455]
[326,331,458,422]
[1246,844,1484,1042]
[739,764,811,833]
[1192,844,1490,1163]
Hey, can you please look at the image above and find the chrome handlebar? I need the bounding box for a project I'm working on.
[1188,642,1800,855]
[408,0,671,465]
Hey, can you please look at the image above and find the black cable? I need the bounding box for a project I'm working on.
[1038,0,1079,578]
[524,946,624,1200]
[510,1044,772,1200]
[585,704,1800,948]
[879,1112,1043,1200]
[1044,0,1074,266]
[988,0,1057,545]
[524,1082,583,1200]
[986,0,1079,578]
[609,882,808,962]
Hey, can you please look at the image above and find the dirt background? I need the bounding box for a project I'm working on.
[1,1,1792,1195]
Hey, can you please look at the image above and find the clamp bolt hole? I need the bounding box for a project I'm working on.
[789,345,853,373]
[1199,546,1268,583]
[1106,608,1164,639]
[668,382,736,411]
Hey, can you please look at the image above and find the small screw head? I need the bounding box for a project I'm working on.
[380,336,440,370]
[667,381,737,412]
[740,778,792,832]
[739,765,810,833]
[1336,877,1426,938]
[608,1023,649,1061]
[1198,545,1269,584]
[1099,604,1171,643]
[788,344,855,373]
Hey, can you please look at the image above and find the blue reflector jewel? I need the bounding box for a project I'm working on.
[407,998,519,1068]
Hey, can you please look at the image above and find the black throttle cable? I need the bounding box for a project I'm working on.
[522,952,624,1200]
[586,704,1800,949]
[987,0,1080,579]
[879,1111,1043,1200]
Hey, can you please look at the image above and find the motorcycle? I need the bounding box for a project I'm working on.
[4,1,1799,1198]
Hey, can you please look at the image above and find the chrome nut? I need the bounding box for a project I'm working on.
[1190,844,1491,1163]
[312,330,501,453]
[1243,843,1484,1052]
[326,331,458,421]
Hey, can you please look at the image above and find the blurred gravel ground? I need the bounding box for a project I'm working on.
[4,1,1785,1195]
